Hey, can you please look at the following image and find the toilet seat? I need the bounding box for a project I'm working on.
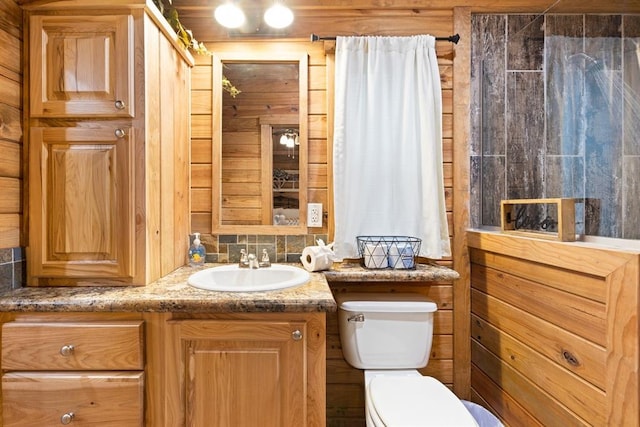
[368,376,478,426]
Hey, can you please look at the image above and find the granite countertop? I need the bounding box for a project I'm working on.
[0,261,459,313]
[0,264,336,313]
[323,261,460,282]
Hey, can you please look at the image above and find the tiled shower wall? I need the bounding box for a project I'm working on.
[0,248,25,292]
[470,14,640,239]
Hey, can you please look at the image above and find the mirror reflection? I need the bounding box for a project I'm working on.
[213,52,308,234]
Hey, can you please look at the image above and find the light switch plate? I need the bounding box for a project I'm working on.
[307,203,323,227]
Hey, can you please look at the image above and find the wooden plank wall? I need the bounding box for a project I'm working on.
[0,0,22,249]
[187,10,463,427]
[468,231,640,426]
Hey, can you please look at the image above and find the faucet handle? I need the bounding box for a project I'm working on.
[239,249,249,268]
[259,249,271,268]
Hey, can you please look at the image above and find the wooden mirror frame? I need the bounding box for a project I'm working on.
[211,51,309,234]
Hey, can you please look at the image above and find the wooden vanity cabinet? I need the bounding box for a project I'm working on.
[1,318,145,426]
[25,0,193,286]
[161,313,327,427]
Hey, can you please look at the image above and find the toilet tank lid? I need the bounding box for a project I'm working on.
[336,293,437,313]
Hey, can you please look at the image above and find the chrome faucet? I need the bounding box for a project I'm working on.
[239,249,249,268]
[239,248,271,268]
[247,253,260,269]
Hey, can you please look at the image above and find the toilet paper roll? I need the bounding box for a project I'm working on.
[300,246,334,272]
[388,243,415,269]
[363,243,388,269]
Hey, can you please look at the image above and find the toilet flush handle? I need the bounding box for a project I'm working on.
[348,314,365,322]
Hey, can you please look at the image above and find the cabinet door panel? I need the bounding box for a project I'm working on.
[175,320,306,426]
[30,15,133,117]
[29,126,135,279]
[2,372,144,427]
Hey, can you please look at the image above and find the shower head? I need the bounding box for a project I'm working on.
[566,52,601,72]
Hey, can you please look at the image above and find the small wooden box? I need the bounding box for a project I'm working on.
[500,198,576,241]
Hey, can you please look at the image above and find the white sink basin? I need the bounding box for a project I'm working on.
[187,264,311,292]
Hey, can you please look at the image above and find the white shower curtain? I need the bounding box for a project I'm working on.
[333,35,451,259]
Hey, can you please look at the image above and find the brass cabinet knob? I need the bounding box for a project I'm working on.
[114,100,126,110]
[60,412,75,424]
[59,344,75,356]
[114,128,126,138]
[291,330,303,341]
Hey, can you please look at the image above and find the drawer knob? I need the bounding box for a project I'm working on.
[60,412,75,424]
[114,128,126,138]
[291,330,303,341]
[60,345,75,356]
[115,100,126,110]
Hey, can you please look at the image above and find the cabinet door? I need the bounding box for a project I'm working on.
[29,126,135,280]
[170,320,307,426]
[29,14,134,117]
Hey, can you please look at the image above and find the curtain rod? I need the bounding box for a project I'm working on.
[310,33,460,44]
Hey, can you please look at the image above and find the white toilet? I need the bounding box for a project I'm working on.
[337,293,479,427]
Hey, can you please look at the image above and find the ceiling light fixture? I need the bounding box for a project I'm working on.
[214,2,246,29]
[263,3,294,29]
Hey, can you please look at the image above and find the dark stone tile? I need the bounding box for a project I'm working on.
[546,15,583,38]
[285,235,306,253]
[623,36,640,156]
[623,156,640,239]
[470,156,482,228]
[545,156,585,199]
[219,234,238,244]
[0,264,12,292]
[507,15,544,71]
[13,260,26,289]
[0,249,11,264]
[585,15,622,71]
[584,66,624,238]
[471,14,506,156]
[545,35,587,156]
[624,15,640,38]
[257,235,275,244]
[506,72,545,200]
[227,244,246,262]
[481,156,506,227]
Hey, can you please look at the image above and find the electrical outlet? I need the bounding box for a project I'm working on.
[307,203,323,227]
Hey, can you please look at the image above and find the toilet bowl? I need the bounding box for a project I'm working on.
[337,293,478,426]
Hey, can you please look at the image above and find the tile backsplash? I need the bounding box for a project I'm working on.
[197,233,329,264]
[0,247,25,291]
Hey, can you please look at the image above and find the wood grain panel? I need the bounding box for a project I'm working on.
[0,214,20,249]
[472,340,589,426]
[471,290,606,389]
[0,177,20,213]
[470,248,606,302]
[472,264,606,345]
[469,231,640,426]
[472,315,606,424]
[0,140,21,178]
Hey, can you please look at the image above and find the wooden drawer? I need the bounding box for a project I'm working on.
[2,371,144,426]
[1,321,144,370]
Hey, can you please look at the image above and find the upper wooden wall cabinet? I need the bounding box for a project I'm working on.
[24,0,194,286]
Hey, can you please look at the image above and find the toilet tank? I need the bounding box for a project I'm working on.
[336,293,437,369]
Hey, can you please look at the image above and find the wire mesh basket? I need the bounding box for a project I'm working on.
[356,236,421,269]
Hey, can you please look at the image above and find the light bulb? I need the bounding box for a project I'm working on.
[214,3,245,29]
[285,136,295,148]
[280,134,288,145]
[264,3,294,29]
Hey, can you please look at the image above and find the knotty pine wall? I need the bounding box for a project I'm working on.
[0,0,24,290]
[468,231,640,426]
[189,9,469,427]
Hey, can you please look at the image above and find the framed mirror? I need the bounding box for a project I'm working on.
[212,51,308,234]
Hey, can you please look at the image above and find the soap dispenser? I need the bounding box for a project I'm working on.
[188,232,206,266]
